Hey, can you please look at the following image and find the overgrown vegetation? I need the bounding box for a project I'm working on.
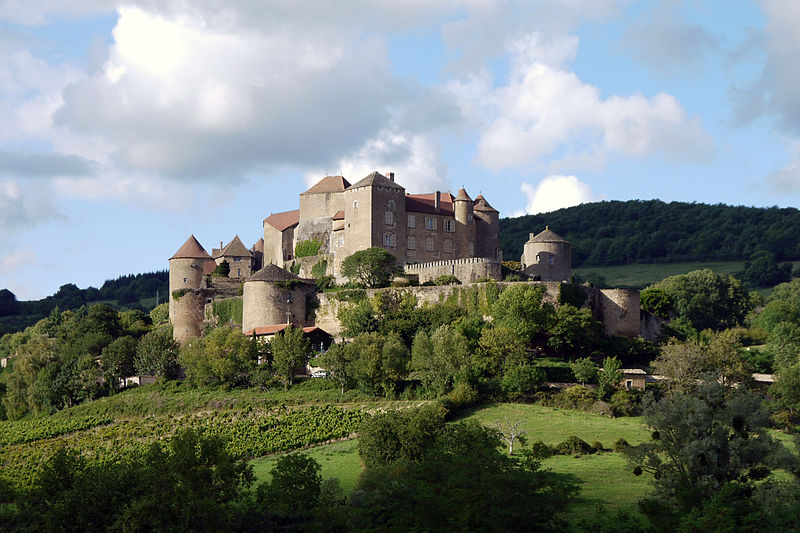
[294,239,323,258]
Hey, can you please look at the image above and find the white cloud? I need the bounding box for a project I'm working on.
[513,175,602,216]
[304,130,449,194]
[0,179,62,230]
[759,0,800,134]
[467,32,713,171]
[765,141,800,192]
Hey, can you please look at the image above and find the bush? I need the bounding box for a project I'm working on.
[590,400,612,417]
[612,438,630,452]
[149,302,169,324]
[553,436,596,456]
[212,260,230,277]
[609,389,643,417]
[433,275,461,286]
[295,239,323,258]
[528,440,554,459]
[315,275,335,291]
[440,382,478,414]
[554,385,596,410]
[591,441,605,452]
[501,364,546,398]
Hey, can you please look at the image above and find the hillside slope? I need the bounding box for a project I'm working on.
[501,200,800,267]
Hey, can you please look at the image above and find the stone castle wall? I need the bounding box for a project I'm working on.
[172,289,206,344]
[241,281,314,333]
[403,258,502,283]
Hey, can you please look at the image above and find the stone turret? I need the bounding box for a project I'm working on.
[473,195,501,260]
[169,235,214,343]
[521,227,571,282]
[242,265,316,334]
[453,188,476,257]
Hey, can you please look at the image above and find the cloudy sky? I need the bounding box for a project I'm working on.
[1,0,798,300]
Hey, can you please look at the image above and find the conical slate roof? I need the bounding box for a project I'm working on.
[247,264,305,283]
[215,235,252,259]
[349,171,404,190]
[170,235,212,260]
[455,188,472,201]
[473,194,498,213]
[302,175,351,195]
[527,227,569,244]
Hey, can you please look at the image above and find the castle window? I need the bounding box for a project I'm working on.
[426,236,434,251]
[425,217,437,231]
[383,232,396,247]
[469,242,475,256]
[408,215,415,228]
[444,239,453,253]
[444,219,455,232]
[183,277,188,284]
[338,234,344,248]
[408,236,416,250]
[237,268,241,276]
[387,199,396,210]
[385,211,393,225]
[549,255,555,265]
[353,200,358,209]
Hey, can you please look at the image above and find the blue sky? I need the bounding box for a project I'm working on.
[1,0,799,300]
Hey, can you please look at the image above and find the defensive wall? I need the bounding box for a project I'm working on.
[315,280,640,340]
[403,258,502,284]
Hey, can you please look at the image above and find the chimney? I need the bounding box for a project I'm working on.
[220,241,223,249]
[388,172,395,182]
[435,191,441,212]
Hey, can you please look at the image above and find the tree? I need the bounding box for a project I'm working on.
[766,322,800,370]
[357,403,447,468]
[491,284,554,344]
[493,418,528,455]
[341,247,400,288]
[624,382,793,517]
[547,304,602,356]
[101,336,138,390]
[134,328,180,379]
[348,331,409,397]
[596,356,622,400]
[338,299,379,338]
[640,288,674,319]
[179,326,257,387]
[768,363,800,428]
[741,250,792,288]
[570,357,598,385]
[647,269,751,331]
[212,260,230,277]
[149,302,169,325]
[258,453,322,516]
[500,364,545,398]
[650,338,707,392]
[477,325,527,378]
[313,343,354,393]
[0,288,18,316]
[410,325,471,397]
[270,326,312,389]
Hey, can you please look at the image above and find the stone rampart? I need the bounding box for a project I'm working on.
[404,258,501,283]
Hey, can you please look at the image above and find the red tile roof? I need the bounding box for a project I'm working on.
[264,209,300,232]
[170,235,213,260]
[332,210,345,220]
[243,324,324,336]
[405,192,455,215]
[302,175,351,194]
[214,235,253,259]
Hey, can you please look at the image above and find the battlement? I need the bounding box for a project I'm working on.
[404,257,501,283]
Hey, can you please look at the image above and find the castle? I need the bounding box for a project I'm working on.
[168,172,641,345]
[263,171,502,281]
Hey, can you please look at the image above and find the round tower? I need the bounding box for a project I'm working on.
[454,188,476,257]
[169,235,212,341]
[172,290,206,344]
[521,227,571,281]
[242,265,314,333]
[473,194,501,260]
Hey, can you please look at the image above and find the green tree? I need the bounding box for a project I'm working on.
[768,363,800,428]
[491,284,554,344]
[640,288,674,319]
[101,336,138,391]
[547,304,602,356]
[570,357,598,385]
[766,322,800,370]
[741,250,792,288]
[410,325,471,397]
[477,325,527,378]
[357,403,447,468]
[134,328,180,379]
[348,331,409,397]
[258,453,322,517]
[625,382,793,519]
[149,302,169,325]
[647,269,751,331]
[179,326,257,387]
[270,326,312,389]
[338,299,379,338]
[596,356,622,400]
[500,364,545,397]
[341,247,400,288]
[650,338,707,392]
[212,260,230,277]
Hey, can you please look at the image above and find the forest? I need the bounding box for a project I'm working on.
[500,200,800,266]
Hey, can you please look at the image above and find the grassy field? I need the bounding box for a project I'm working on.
[573,260,747,289]
[251,403,654,521]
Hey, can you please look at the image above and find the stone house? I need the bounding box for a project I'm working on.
[211,235,255,279]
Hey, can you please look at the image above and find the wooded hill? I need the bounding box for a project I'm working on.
[0,271,168,336]
[500,200,800,267]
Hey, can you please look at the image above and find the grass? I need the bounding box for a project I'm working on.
[251,402,655,521]
[573,260,747,289]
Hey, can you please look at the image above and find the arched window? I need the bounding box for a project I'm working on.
[353,200,359,209]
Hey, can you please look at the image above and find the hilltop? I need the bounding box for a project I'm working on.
[500,200,800,266]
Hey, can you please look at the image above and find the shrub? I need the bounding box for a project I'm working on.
[315,275,335,291]
[553,436,596,456]
[590,400,612,417]
[612,438,630,452]
[295,239,323,258]
[555,385,596,410]
[609,389,643,417]
[341,247,400,288]
[528,440,554,459]
[433,275,461,286]
[501,365,546,398]
[311,259,328,278]
[440,382,478,414]
[212,260,230,277]
[149,302,169,324]
[591,441,605,452]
